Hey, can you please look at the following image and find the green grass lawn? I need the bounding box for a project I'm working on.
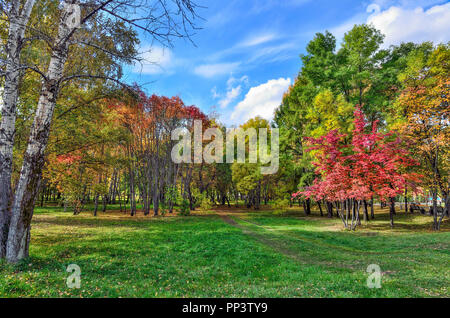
[0,205,448,297]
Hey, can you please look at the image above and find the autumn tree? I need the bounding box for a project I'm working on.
[230,117,274,210]
[394,44,449,230]
[297,106,419,229]
[0,0,200,262]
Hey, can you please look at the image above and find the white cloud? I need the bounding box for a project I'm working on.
[214,75,249,109]
[248,42,298,63]
[194,62,240,78]
[227,75,249,88]
[211,86,220,99]
[367,3,450,47]
[205,29,298,67]
[330,2,450,46]
[239,33,277,47]
[133,46,175,75]
[370,1,446,10]
[230,78,291,125]
[219,86,242,109]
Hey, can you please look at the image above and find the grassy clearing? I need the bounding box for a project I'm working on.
[0,205,448,297]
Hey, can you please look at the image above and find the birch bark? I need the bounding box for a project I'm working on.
[6,5,73,262]
[0,0,36,258]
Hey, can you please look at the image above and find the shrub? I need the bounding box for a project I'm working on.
[196,192,212,212]
[165,186,178,206]
[272,198,290,215]
[179,199,190,216]
[199,196,213,212]
[160,202,168,216]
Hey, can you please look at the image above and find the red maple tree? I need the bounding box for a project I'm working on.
[294,106,421,229]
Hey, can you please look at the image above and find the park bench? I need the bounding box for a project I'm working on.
[409,203,426,214]
[428,206,445,216]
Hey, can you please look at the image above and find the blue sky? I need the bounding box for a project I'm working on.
[123,0,450,126]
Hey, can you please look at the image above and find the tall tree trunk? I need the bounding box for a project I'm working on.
[264,185,268,205]
[445,195,450,217]
[350,199,356,230]
[435,192,448,231]
[432,189,438,230]
[344,199,352,225]
[334,201,347,228]
[102,195,107,212]
[391,197,396,215]
[389,198,395,228]
[255,180,261,210]
[39,182,46,207]
[221,195,226,206]
[129,167,136,216]
[317,201,323,216]
[404,187,408,214]
[143,179,150,216]
[370,196,375,219]
[432,149,440,230]
[0,0,36,259]
[111,170,118,204]
[152,159,159,216]
[94,194,99,216]
[363,200,369,222]
[326,201,333,218]
[356,200,361,226]
[302,201,308,216]
[5,6,72,263]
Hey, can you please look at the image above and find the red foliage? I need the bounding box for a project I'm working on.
[293,106,421,203]
[107,88,209,133]
[56,154,82,165]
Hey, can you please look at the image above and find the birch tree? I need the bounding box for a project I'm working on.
[1,0,200,262]
[0,0,36,258]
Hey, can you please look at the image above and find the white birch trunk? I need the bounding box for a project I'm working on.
[5,4,73,262]
[0,0,36,258]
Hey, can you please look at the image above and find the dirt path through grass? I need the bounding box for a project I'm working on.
[233,215,386,255]
[217,213,410,272]
[217,214,342,267]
